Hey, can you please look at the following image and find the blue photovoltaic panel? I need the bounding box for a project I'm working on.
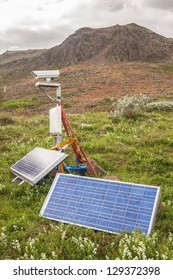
[40,174,161,235]
[11,147,68,185]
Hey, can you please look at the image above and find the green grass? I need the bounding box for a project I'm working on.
[0,110,173,260]
[159,64,173,74]
[0,97,38,109]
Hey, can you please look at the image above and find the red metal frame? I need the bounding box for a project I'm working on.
[57,100,97,176]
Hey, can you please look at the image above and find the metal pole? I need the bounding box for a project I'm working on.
[53,85,62,146]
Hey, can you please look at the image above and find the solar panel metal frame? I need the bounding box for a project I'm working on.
[11,147,68,186]
[40,173,161,235]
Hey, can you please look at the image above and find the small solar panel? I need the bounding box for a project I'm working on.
[11,147,68,185]
[40,174,161,235]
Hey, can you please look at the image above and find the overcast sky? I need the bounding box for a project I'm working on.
[0,0,173,54]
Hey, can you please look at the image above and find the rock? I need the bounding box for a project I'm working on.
[88,159,106,175]
[104,175,121,181]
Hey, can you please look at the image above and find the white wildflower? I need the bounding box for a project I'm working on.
[23,253,29,259]
[12,239,21,252]
[1,226,6,232]
[167,200,172,206]
[28,237,36,248]
[41,253,47,260]
[0,232,7,245]
[13,225,18,231]
[52,251,57,257]
[168,233,172,243]
[156,251,160,259]
[0,184,5,192]
[29,255,35,260]
[161,253,168,260]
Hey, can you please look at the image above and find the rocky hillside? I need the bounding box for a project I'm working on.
[38,23,173,67]
[0,49,46,73]
[0,23,173,73]
[0,49,46,65]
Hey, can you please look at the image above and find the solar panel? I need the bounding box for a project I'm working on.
[11,147,68,186]
[40,174,161,235]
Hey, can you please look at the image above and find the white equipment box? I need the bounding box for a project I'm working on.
[49,106,62,134]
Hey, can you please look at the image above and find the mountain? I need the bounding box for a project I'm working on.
[0,23,173,73]
[0,49,46,65]
[0,49,46,74]
[37,23,173,67]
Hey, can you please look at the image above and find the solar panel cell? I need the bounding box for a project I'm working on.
[131,186,142,192]
[40,174,161,235]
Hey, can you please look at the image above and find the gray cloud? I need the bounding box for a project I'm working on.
[44,0,64,4]
[62,0,127,30]
[36,7,44,11]
[144,0,173,10]
[0,0,173,54]
[0,25,73,52]
[93,0,126,12]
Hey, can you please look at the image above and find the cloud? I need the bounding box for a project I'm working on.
[0,24,73,52]
[61,0,130,30]
[143,0,173,10]
[36,7,44,11]
[0,0,173,54]
[97,0,125,12]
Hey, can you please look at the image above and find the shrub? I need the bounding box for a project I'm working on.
[115,231,173,260]
[146,101,173,112]
[111,95,149,119]
[0,115,15,125]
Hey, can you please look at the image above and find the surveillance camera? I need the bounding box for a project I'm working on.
[32,70,60,80]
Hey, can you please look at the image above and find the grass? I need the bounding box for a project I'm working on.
[0,97,38,109]
[159,64,173,74]
[0,110,173,260]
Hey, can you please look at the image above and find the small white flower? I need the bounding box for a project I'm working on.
[13,225,18,231]
[52,251,56,257]
[12,239,21,252]
[1,226,6,232]
[41,253,47,260]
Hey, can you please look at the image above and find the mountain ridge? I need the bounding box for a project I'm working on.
[0,23,173,74]
[36,23,173,66]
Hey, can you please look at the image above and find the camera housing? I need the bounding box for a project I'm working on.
[32,70,60,81]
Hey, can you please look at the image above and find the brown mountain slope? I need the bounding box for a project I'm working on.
[0,49,46,65]
[1,63,173,116]
[0,49,47,75]
[0,23,173,74]
[34,23,173,67]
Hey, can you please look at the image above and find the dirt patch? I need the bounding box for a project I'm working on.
[0,115,15,125]
[1,62,173,116]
